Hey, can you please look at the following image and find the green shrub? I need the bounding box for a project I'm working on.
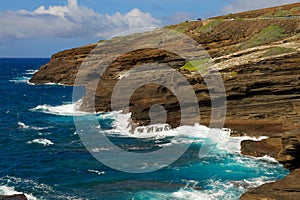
[235,17,244,21]
[171,21,191,33]
[274,10,292,17]
[181,58,210,72]
[229,71,238,77]
[291,7,300,12]
[254,69,261,74]
[239,25,287,50]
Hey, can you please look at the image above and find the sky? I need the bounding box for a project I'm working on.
[0,0,299,57]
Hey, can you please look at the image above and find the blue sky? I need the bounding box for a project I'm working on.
[0,0,298,57]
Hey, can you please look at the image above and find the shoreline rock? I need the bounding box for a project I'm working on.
[241,129,300,170]
[0,194,27,200]
[240,169,300,200]
[240,129,300,199]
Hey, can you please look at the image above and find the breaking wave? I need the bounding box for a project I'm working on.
[30,100,89,116]
[27,139,54,146]
[18,121,51,131]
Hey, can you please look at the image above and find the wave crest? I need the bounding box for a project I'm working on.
[27,139,54,146]
[30,100,89,116]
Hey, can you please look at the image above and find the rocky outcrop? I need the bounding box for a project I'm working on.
[0,194,27,200]
[240,129,300,199]
[241,129,300,170]
[240,169,300,200]
[30,44,96,85]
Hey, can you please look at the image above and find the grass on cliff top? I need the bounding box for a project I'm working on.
[165,18,224,34]
[166,21,191,33]
[239,25,288,50]
[291,7,300,12]
[199,18,224,33]
[261,47,297,57]
[181,58,210,72]
[261,8,293,18]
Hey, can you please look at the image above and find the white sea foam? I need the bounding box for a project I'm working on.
[9,76,32,84]
[0,176,54,200]
[134,176,276,200]
[104,112,269,155]
[91,147,111,153]
[30,100,89,116]
[44,82,66,86]
[27,139,54,146]
[172,189,226,200]
[0,185,37,200]
[24,69,38,75]
[254,155,278,163]
[87,170,105,175]
[0,176,85,200]
[134,187,227,200]
[18,121,30,129]
[9,69,37,85]
[230,177,275,189]
[18,121,51,130]
[233,154,279,167]
[110,112,210,139]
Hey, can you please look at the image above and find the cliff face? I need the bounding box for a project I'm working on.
[29,3,300,200]
[30,16,300,133]
[30,44,96,85]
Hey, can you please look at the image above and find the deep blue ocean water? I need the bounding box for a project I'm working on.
[0,58,289,200]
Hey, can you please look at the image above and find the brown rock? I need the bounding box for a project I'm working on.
[240,169,300,200]
[241,129,300,170]
[0,194,27,200]
[30,44,96,85]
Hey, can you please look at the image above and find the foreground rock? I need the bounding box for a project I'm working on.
[240,169,300,200]
[0,194,27,200]
[240,129,300,199]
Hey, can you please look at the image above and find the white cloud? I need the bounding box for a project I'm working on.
[222,0,299,14]
[0,0,161,41]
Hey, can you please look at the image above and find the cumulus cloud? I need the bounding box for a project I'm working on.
[222,0,299,14]
[0,0,161,41]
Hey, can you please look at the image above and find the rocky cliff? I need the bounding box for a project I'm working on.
[30,3,300,199]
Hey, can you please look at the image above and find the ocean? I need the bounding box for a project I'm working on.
[0,58,289,200]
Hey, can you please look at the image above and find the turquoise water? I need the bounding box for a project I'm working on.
[0,58,289,199]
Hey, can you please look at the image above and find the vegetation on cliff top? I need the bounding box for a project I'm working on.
[239,25,287,50]
[199,18,224,33]
[213,3,300,19]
